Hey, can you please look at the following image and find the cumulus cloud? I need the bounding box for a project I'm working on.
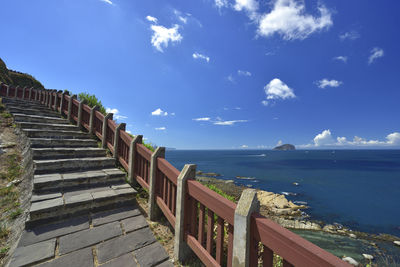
[146,15,158,23]
[262,78,296,106]
[213,119,248,126]
[106,108,128,120]
[192,52,210,62]
[150,24,182,52]
[227,75,235,83]
[314,129,334,146]
[339,31,360,41]
[238,70,252,76]
[100,0,113,5]
[215,0,228,8]
[193,117,211,121]
[257,0,332,40]
[234,0,259,19]
[368,47,384,65]
[155,127,166,131]
[240,144,249,148]
[151,108,168,116]
[333,56,347,63]
[316,79,342,89]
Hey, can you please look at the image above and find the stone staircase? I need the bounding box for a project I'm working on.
[3,97,137,226]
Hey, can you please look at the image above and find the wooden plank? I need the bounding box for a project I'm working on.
[171,184,176,215]
[249,234,259,267]
[251,213,351,267]
[198,204,205,246]
[95,110,104,120]
[163,174,167,202]
[262,246,274,267]
[157,158,179,185]
[118,156,129,171]
[190,199,197,237]
[227,224,233,267]
[206,209,214,254]
[135,175,149,190]
[283,259,294,267]
[136,143,152,161]
[120,130,132,144]
[82,104,91,112]
[186,234,221,267]
[216,217,224,264]
[187,180,236,225]
[156,196,176,228]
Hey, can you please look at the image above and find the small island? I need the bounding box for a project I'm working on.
[273,144,296,150]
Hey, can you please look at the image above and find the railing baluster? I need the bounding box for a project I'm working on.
[283,259,294,267]
[206,209,214,254]
[227,224,234,267]
[262,246,274,267]
[198,204,205,246]
[216,217,224,264]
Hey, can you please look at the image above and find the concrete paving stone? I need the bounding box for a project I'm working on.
[114,187,137,197]
[156,260,174,267]
[91,190,117,202]
[62,172,87,181]
[64,192,93,207]
[31,193,62,203]
[64,186,110,197]
[134,242,169,267]
[9,239,56,267]
[96,227,156,264]
[59,221,122,255]
[103,168,125,177]
[30,197,64,213]
[34,173,62,183]
[91,206,141,226]
[18,216,89,247]
[99,253,137,267]
[111,184,131,190]
[85,170,107,178]
[122,215,148,233]
[36,247,93,267]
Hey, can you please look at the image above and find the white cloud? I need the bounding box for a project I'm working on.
[386,132,400,145]
[193,117,211,121]
[126,130,132,134]
[227,75,235,83]
[263,78,296,106]
[215,0,228,8]
[240,144,249,148]
[339,31,360,41]
[234,0,259,19]
[368,47,384,65]
[276,140,283,147]
[100,0,113,5]
[151,108,168,116]
[150,24,182,52]
[314,129,334,146]
[106,107,128,120]
[257,0,332,40]
[333,56,347,63]
[146,16,158,23]
[213,119,248,126]
[238,70,252,76]
[316,79,342,89]
[234,107,242,110]
[155,127,166,131]
[192,52,210,63]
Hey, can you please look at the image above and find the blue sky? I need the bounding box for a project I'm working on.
[1,0,399,149]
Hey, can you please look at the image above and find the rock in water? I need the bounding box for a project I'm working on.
[273,144,295,150]
[362,254,374,260]
[342,256,359,266]
[394,240,400,246]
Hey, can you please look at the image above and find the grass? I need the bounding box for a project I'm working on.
[9,208,22,220]
[203,183,236,203]
[0,246,9,258]
[0,153,23,182]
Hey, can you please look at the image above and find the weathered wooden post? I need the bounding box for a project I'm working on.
[77,99,87,129]
[67,94,77,122]
[149,146,165,221]
[101,113,113,148]
[22,86,27,99]
[128,135,142,184]
[232,189,260,267]
[14,86,19,98]
[28,87,33,101]
[174,164,196,262]
[48,90,53,109]
[89,106,99,135]
[113,123,126,160]
[59,92,66,115]
[6,85,10,97]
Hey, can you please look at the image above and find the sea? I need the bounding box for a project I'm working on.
[165,149,400,237]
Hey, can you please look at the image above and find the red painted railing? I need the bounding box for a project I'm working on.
[0,84,351,267]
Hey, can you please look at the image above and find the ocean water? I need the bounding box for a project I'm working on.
[165,149,400,237]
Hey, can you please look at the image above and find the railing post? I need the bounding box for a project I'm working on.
[77,99,87,129]
[149,146,165,221]
[48,90,53,109]
[89,106,99,135]
[28,87,33,100]
[113,123,126,159]
[174,164,196,262]
[128,135,142,184]
[6,85,10,97]
[232,189,260,267]
[101,113,113,148]
[59,92,66,114]
[22,86,27,99]
[14,86,19,98]
[67,94,77,122]
[53,91,59,111]
[44,90,48,105]
[35,89,39,101]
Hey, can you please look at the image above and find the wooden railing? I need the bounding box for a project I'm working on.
[0,83,351,267]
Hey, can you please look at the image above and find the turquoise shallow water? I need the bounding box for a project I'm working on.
[166,149,400,237]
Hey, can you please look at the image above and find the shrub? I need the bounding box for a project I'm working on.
[78,92,106,115]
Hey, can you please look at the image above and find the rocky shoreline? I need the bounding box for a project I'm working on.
[195,175,400,254]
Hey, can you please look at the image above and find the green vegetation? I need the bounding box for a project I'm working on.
[0,58,44,88]
[0,154,23,182]
[9,208,22,220]
[78,92,106,115]
[203,183,236,202]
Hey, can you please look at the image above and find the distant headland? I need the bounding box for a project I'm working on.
[273,144,296,150]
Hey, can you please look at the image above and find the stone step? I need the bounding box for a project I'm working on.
[32,147,106,160]
[17,122,79,131]
[7,106,61,117]
[28,184,137,224]
[23,129,90,139]
[3,100,56,110]
[33,168,126,192]
[34,157,116,174]
[13,113,69,125]
[29,138,98,148]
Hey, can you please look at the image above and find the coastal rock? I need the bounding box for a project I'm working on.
[273,218,322,231]
[362,254,374,260]
[273,144,295,150]
[323,224,337,233]
[349,233,357,238]
[342,256,359,266]
[394,241,400,246]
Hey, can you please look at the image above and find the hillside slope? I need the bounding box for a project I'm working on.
[0,58,44,88]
